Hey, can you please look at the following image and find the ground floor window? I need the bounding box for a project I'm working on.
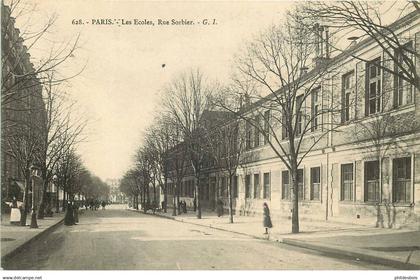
[254,174,260,199]
[263,172,270,199]
[393,157,411,203]
[341,163,353,201]
[281,170,290,200]
[364,161,380,202]
[245,175,251,198]
[310,167,320,200]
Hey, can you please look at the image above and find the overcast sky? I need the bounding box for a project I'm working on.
[10,0,296,181]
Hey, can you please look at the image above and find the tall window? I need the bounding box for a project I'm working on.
[366,57,382,115]
[263,172,271,199]
[263,110,270,144]
[311,87,321,131]
[342,71,354,122]
[245,175,251,198]
[341,163,354,201]
[393,157,411,203]
[297,169,304,200]
[310,167,320,200]
[282,170,290,200]
[394,42,413,108]
[232,175,238,198]
[254,116,260,147]
[364,161,380,202]
[296,95,303,135]
[246,122,252,150]
[254,174,260,199]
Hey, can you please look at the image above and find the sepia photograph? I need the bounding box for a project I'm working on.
[1,0,420,278]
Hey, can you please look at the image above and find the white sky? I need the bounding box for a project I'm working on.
[13,0,295,181]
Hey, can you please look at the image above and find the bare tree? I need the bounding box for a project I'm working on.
[163,69,215,219]
[299,1,419,91]
[143,116,175,213]
[3,81,44,226]
[217,14,341,233]
[2,1,84,110]
[119,169,140,210]
[204,109,250,223]
[37,71,87,219]
[134,148,153,212]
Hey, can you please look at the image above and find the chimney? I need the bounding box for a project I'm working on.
[313,24,331,68]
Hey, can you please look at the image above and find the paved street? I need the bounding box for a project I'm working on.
[3,205,390,270]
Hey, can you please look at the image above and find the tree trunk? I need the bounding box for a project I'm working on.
[37,177,49,219]
[176,182,181,215]
[146,185,150,205]
[135,194,139,210]
[172,188,177,216]
[20,169,30,226]
[163,178,168,213]
[153,183,157,207]
[195,176,201,219]
[63,189,67,212]
[140,188,143,211]
[228,175,234,224]
[291,160,299,234]
[56,187,60,213]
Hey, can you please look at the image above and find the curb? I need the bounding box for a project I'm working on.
[281,238,420,270]
[128,208,420,269]
[1,217,64,263]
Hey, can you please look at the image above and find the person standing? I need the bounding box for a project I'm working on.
[263,202,273,234]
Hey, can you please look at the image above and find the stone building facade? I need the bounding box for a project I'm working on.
[1,4,45,208]
[166,11,419,228]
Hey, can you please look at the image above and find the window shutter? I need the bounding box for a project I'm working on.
[365,62,370,116]
[341,75,346,122]
[393,49,399,109]
[382,51,392,111]
[331,163,339,215]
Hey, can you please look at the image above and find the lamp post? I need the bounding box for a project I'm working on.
[52,174,60,213]
[30,165,40,228]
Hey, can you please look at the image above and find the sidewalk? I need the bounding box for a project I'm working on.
[1,212,65,262]
[132,208,420,269]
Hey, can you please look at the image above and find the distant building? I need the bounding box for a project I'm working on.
[107,178,127,203]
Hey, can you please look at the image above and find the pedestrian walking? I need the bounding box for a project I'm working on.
[64,201,75,226]
[263,202,272,234]
[216,199,223,217]
[73,201,79,224]
[183,200,187,213]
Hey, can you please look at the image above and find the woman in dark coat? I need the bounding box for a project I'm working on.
[263,202,272,234]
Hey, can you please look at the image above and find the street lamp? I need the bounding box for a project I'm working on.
[30,165,40,229]
[52,174,59,213]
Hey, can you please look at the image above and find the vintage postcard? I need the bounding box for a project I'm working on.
[1,0,419,279]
